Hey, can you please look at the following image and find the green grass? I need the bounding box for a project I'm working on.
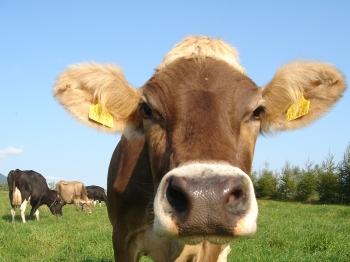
[0,191,349,261]
[229,200,350,261]
[0,191,113,262]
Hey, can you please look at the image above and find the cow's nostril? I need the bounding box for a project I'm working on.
[166,178,188,213]
[226,190,242,204]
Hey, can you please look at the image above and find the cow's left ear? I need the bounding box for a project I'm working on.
[53,63,142,134]
[260,61,346,132]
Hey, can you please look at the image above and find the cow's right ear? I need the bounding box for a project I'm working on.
[53,63,143,135]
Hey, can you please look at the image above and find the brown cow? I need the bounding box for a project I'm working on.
[53,36,346,261]
[56,180,92,214]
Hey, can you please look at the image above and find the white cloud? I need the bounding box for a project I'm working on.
[0,147,23,159]
[5,147,22,155]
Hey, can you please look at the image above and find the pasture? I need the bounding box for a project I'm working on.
[0,191,349,261]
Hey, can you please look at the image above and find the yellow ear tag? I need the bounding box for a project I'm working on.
[286,95,310,121]
[89,103,114,128]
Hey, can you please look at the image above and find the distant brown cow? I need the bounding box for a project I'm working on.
[54,36,346,261]
[56,180,92,214]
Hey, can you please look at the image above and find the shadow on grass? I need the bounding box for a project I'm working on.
[2,214,33,223]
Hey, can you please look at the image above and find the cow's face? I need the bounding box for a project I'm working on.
[80,200,92,214]
[138,57,260,243]
[49,199,63,216]
[53,36,345,246]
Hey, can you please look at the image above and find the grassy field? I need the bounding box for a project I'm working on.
[0,191,349,261]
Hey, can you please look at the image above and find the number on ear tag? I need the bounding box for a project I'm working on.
[286,95,310,121]
[89,103,114,128]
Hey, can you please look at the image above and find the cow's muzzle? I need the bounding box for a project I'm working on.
[153,163,258,244]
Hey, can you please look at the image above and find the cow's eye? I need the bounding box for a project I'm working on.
[139,103,153,117]
[252,106,265,120]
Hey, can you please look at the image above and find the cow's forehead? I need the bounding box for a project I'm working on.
[142,56,261,112]
[155,36,246,74]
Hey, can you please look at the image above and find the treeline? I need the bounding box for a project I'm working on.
[252,143,350,205]
[1,143,349,205]
[0,182,8,191]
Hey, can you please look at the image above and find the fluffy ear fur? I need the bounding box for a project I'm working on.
[53,63,141,133]
[261,61,346,132]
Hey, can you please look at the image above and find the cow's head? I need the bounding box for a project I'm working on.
[53,36,346,244]
[79,199,92,214]
[49,190,63,216]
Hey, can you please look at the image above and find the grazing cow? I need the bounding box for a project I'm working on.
[7,169,62,223]
[56,180,92,213]
[86,185,107,207]
[50,189,60,201]
[53,36,346,261]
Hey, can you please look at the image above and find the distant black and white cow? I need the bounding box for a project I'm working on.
[7,169,62,223]
[86,185,107,207]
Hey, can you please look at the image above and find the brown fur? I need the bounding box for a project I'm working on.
[261,61,346,132]
[142,57,262,176]
[156,36,245,74]
[53,36,346,262]
[56,180,92,213]
[54,63,141,133]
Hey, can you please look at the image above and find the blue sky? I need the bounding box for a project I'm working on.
[1,1,349,188]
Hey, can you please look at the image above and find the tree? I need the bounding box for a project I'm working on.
[250,169,259,195]
[48,181,56,190]
[256,161,278,199]
[316,153,339,204]
[296,158,318,202]
[338,143,350,205]
[277,161,298,201]
[0,182,9,191]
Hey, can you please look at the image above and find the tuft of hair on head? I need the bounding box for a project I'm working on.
[156,36,246,74]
